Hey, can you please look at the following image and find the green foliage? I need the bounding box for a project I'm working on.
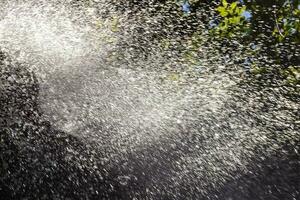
[281,66,300,85]
[272,2,300,42]
[250,65,268,75]
[213,0,247,37]
[157,0,299,85]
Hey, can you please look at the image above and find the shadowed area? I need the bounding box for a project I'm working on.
[0,0,299,199]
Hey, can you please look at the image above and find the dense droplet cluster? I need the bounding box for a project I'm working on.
[0,0,299,199]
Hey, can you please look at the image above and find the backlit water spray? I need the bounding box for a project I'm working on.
[0,0,298,199]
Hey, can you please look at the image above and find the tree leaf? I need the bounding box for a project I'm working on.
[222,0,228,8]
[217,6,228,17]
[229,2,238,14]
